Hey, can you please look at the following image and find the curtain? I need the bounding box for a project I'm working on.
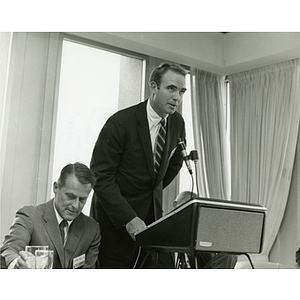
[190,69,229,200]
[228,58,300,260]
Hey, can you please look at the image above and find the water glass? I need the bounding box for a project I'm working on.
[35,250,54,269]
[24,245,49,269]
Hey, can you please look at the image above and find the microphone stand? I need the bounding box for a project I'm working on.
[189,150,200,197]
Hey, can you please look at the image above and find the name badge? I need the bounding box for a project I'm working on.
[73,254,85,269]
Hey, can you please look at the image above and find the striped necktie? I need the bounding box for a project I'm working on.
[154,118,166,176]
[59,220,68,246]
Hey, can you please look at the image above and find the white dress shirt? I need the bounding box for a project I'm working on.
[146,100,168,161]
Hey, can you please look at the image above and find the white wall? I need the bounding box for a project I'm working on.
[224,32,300,74]
[1,32,61,242]
[0,32,12,194]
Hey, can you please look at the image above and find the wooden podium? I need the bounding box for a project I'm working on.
[136,197,267,267]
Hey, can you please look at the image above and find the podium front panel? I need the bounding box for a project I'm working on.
[136,204,199,252]
[136,198,266,254]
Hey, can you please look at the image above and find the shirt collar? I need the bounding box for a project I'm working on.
[147,99,168,127]
[53,200,73,226]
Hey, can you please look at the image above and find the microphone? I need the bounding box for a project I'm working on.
[177,138,193,175]
[189,150,199,161]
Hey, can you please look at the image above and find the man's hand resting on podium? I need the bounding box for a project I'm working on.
[126,217,147,241]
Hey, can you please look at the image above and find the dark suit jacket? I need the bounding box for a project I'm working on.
[90,100,185,229]
[0,199,101,269]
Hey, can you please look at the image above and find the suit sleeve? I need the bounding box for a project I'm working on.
[83,221,101,269]
[0,207,34,267]
[90,117,137,228]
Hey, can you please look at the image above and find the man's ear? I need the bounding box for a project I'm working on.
[150,81,158,94]
[53,182,58,194]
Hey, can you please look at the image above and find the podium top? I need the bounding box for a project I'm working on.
[136,197,267,235]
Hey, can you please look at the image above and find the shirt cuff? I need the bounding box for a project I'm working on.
[8,257,19,269]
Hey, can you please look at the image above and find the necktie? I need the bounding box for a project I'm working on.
[59,220,68,246]
[154,119,166,176]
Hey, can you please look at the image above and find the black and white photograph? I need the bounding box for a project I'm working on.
[0,2,299,299]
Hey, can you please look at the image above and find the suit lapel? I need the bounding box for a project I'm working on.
[137,101,156,183]
[43,199,65,267]
[64,214,84,268]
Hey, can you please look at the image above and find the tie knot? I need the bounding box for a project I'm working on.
[160,118,166,127]
[60,219,68,229]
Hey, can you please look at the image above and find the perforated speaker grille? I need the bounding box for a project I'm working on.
[196,207,264,253]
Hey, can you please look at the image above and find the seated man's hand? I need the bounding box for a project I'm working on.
[14,251,35,269]
[125,217,147,241]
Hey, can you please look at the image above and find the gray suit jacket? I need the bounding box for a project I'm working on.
[0,199,101,268]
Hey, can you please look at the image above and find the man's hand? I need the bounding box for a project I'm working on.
[14,251,35,269]
[125,217,147,241]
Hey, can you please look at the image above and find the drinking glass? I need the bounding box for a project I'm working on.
[25,246,49,269]
[35,250,54,269]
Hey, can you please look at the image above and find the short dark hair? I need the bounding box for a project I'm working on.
[149,62,188,88]
[57,162,96,189]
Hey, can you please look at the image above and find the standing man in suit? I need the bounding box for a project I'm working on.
[90,62,188,268]
[0,162,101,269]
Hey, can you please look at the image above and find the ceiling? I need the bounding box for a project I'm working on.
[68,32,300,75]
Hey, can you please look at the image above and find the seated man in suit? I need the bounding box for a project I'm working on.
[0,162,101,269]
[173,191,237,269]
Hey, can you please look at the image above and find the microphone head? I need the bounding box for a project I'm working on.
[189,150,199,161]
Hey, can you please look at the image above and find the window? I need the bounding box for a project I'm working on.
[51,39,145,214]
